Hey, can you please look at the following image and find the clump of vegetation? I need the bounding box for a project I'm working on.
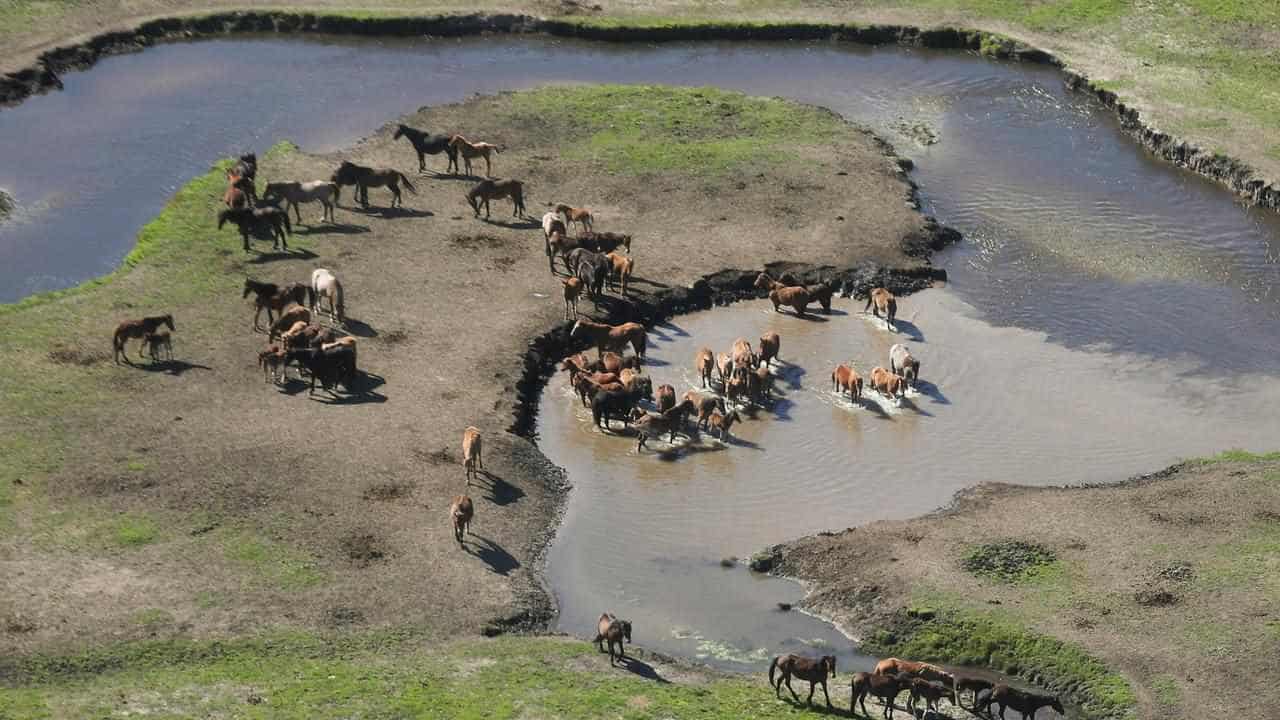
[962,540,1057,583]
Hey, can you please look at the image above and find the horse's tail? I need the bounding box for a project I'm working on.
[398,172,417,194]
[768,656,779,686]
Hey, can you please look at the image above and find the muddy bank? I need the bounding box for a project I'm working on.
[765,456,1280,719]
[3,11,1277,216]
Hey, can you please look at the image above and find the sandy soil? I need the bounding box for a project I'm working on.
[0,88,927,660]
[773,459,1280,720]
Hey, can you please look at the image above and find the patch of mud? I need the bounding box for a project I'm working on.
[362,481,413,501]
[339,533,389,566]
[48,346,108,366]
[449,233,510,249]
[324,606,365,627]
[414,447,456,466]
[1134,586,1181,607]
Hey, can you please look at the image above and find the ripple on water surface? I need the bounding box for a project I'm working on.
[540,290,1280,670]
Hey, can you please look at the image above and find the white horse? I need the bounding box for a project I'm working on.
[888,343,919,391]
[309,268,345,323]
[542,210,566,239]
[261,180,338,223]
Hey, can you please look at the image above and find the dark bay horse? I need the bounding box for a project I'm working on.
[242,279,307,330]
[593,613,632,666]
[465,179,525,219]
[393,124,458,174]
[228,152,257,181]
[224,174,256,209]
[113,314,174,364]
[218,207,290,252]
[983,685,1065,720]
[769,654,836,708]
[330,161,416,208]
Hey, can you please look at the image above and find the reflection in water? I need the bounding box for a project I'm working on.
[540,292,1280,670]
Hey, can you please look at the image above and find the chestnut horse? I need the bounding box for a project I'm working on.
[243,279,307,331]
[832,363,863,402]
[756,272,814,316]
[594,613,632,666]
[450,495,474,544]
[554,203,594,233]
[758,331,781,367]
[869,367,907,403]
[694,347,715,388]
[769,654,836,708]
[851,671,905,719]
[865,287,898,330]
[449,135,500,177]
[570,319,646,360]
[874,657,957,705]
[113,314,174,364]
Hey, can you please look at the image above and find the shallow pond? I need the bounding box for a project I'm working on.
[538,291,1280,671]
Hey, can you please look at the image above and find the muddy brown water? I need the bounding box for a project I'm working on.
[5,34,1280,687]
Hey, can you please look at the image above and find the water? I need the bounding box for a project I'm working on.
[5,34,1280,676]
[537,293,1280,670]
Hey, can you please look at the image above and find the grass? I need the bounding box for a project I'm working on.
[865,603,1136,719]
[961,540,1059,583]
[0,634,836,719]
[501,85,842,175]
[222,529,325,591]
[110,514,160,547]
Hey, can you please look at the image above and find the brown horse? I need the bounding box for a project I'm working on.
[655,384,676,413]
[243,279,307,331]
[682,390,725,431]
[462,426,483,486]
[909,677,951,715]
[142,330,173,363]
[449,135,500,176]
[466,178,525,219]
[758,331,781,367]
[956,675,995,709]
[593,613,632,666]
[983,685,1064,720]
[731,337,757,371]
[756,272,814,316]
[330,161,416,208]
[869,367,907,403]
[223,173,255,209]
[571,319,646,360]
[874,657,957,704]
[694,347,715,388]
[554,203,594,233]
[112,314,174,364]
[769,654,836,708]
[604,251,633,296]
[450,495,474,544]
[851,671,905,719]
[832,363,863,403]
[865,287,898,330]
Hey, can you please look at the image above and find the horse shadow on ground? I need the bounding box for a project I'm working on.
[343,318,378,338]
[652,320,688,337]
[912,381,949,405]
[282,372,387,405]
[296,222,370,235]
[628,275,670,291]
[886,317,925,342]
[854,396,893,420]
[788,312,830,323]
[248,248,318,264]
[779,696,842,715]
[762,395,795,422]
[419,170,474,181]
[132,359,212,376]
[463,533,519,575]
[772,362,806,390]
[474,470,525,506]
[345,205,433,220]
[896,395,932,417]
[478,216,541,230]
[817,307,849,317]
[613,655,671,684]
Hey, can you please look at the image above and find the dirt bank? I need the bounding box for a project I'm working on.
[0,85,944,668]
[767,454,1280,720]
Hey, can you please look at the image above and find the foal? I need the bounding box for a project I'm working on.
[449,135,500,177]
[113,314,174,364]
[554,203,593,233]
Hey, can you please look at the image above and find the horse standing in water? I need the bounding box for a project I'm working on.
[393,124,459,174]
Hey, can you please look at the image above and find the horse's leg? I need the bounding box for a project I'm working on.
[417,150,425,173]
[785,674,799,702]
[822,679,832,708]
[806,680,815,706]
[484,154,492,177]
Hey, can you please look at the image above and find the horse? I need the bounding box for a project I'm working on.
[142,330,173,363]
[983,685,1064,720]
[261,181,338,223]
[554,203,593,233]
[731,337,757,371]
[228,152,257,182]
[591,387,648,431]
[218,207,290,252]
[694,347,715,388]
[466,179,525,218]
[449,135,500,176]
[562,276,584,320]
[462,426,483,486]
[594,613,631,666]
[909,677,951,715]
[655,384,676,413]
[756,272,814,316]
[869,367,907,403]
[874,658,957,705]
[577,231,631,255]
[956,675,994,709]
[715,353,734,385]
[889,343,919,391]
[308,268,345,323]
[807,278,837,313]
[571,319,646,360]
[242,279,307,331]
[543,213,568,272]
[268,304,312,341]
[604,252,633,296]
[758,331,780,367]
[546,231,577,275]
[632,400,694,450]
[393,124,458,174]
[330,161,416,208]
[851,671,905,719]
[567,248,609,299]
[683,390,726,431]
[224,173,256,208]
[769,654,836,708]
[832,363,863,403]
[450,495,474,544]
[865,287,897,330]
[112,314,174,364]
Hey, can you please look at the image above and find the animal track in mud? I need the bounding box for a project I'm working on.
[362,481,413,501]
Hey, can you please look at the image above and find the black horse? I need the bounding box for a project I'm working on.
[229,152,257,181]
[393,124,458,174]
[218,207,291,252]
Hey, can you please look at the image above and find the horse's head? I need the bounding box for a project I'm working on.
[393,125,405,140]
[239,153,256,164]
[1049,697,1065,714]
[619,620,632,643]
[163,315,175,332]
[753,272,771,289]
[824,655,837,675]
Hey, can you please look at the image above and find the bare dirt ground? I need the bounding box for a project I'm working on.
[774,458,1280,720]
[0,87,927,661]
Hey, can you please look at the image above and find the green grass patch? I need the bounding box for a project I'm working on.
[866,605,1135,719]
[222,530,324,591]
[0,1,86,37]
[131,608,174,630]
[502,85,842,175]
[110,514,160,547]
[962,540,1059,583]
[2,633,841,718]
[1148,674,1181,707]
[1190,449,1280,464]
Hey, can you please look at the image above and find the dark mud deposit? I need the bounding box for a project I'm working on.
[3,11,1277,217]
